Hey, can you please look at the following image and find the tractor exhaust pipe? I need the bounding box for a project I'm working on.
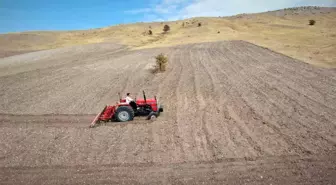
[143,90,147,104]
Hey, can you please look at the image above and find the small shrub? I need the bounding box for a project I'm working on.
[217,31,220,34]
[163,25,170,33]
[309,20,316,25]
[182,22,185,27]
[148,30,153,35]
[155,53,168,72]
[149,26,152,29]
[198,23,202,27]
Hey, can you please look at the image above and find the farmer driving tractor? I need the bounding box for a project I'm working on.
[125,93,133,104]
[125,93,138,110]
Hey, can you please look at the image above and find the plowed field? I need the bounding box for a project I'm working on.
[0,41,335,184]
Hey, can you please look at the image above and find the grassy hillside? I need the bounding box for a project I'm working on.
[0,6,335,67]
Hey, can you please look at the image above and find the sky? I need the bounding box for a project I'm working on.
[1,0,335,33]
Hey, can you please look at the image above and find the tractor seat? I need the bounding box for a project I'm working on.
[129,101,137,110]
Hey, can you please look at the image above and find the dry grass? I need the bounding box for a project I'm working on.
[0,7,335,67]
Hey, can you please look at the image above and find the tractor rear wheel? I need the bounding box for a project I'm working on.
[115,106,134,122]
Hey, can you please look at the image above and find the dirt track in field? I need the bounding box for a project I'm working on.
[0,41,335,184]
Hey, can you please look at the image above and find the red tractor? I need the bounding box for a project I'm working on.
[90,91,163,128]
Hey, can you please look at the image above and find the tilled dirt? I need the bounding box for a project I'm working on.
[0,50,38,59]
[0,41,335,184]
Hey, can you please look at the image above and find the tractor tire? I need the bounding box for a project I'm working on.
[147,111,159,120]
[115,106,134,122]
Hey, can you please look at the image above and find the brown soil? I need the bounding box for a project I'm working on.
[0,41,335,184]
[0,50,38,58]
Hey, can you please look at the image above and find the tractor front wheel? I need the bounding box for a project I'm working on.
[147,111,159,121]
[115,106,134,122]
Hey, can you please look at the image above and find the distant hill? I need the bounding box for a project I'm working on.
[1,6,335,67]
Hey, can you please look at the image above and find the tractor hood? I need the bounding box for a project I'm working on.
[136,98,158,112]
[136,98,156,105]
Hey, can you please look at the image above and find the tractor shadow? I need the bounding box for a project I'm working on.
[93,117,157,128]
